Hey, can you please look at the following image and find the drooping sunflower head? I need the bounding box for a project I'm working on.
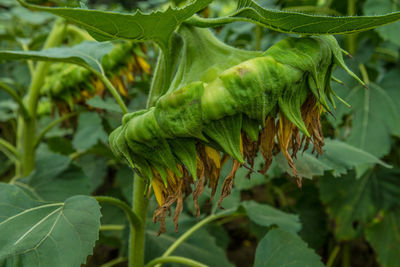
[109,32,364,234]
[41,42,150,115]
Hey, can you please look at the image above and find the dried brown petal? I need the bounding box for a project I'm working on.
[259,116,277,174]
[218,160,241,208]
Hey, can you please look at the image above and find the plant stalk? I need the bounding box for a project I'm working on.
[326,245,340,267]
[20,19,65,176]
[130,175,149,267]
[347,0,357,54]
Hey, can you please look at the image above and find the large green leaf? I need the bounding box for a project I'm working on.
[319,168,400,240]
[275,139,390,179]
[335,82,400,158]
[72,112,108,151]
[365,210,400,267]
[16,0,211,51]
[0,41,113,74]
[240,201,301,233]
[16,146,91,202]
[187,0,400,34]
[254,229,324,267]
[364,0,400,46]
[0,183,101,267]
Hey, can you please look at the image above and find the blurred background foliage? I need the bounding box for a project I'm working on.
[1,0,399,266]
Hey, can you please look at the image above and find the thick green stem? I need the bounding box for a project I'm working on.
[20,19,65,176]
[21,42,35,76]
[130,175,149,267]
[254,25,262,51]
[146,256,208,267]
[347,0,357,54]
[66,24,94,41]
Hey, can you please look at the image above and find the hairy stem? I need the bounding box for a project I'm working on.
[346,0,357,54]
[20,19,65,176]
[130,175,149,267]
[146,256,208,267]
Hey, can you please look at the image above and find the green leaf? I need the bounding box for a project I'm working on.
[17,0,211,51]
[18,146,91,202]
[275,139,390,179]
[87,95,122,113]
[188,0,400,35]
[254,229,324,267]
[365,210,400,267]
[336,82,400,158]
[319,168,400,240]
[0,41,113,74]
[240,200,301,233]
[363,0,400,46]
[0,183,101,266]
[295,184,328,250]
[72,112,108,151]
[75,154,108,192]
[379,69,400,116]
[145,204,233,267]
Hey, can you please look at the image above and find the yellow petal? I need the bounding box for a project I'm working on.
[204,146,221,169]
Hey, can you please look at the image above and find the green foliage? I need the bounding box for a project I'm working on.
[189,0,400,34]
[275,139,391,178]
[1,0,400,266]
[335,82,400,158]
[0,184,101,266]
[365,210,400,267]
[240,201,301,233]
[72,112,108,151]
[0,41,113,74]
[320,168,400,240]
[254,229,324,267]
[16,0,212,51]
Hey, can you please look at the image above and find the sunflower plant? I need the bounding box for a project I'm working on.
[0,0,400,267]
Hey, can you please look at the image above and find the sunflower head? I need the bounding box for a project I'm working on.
[109,32,364,233]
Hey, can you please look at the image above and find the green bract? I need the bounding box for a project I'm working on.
[109,25,363,233]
